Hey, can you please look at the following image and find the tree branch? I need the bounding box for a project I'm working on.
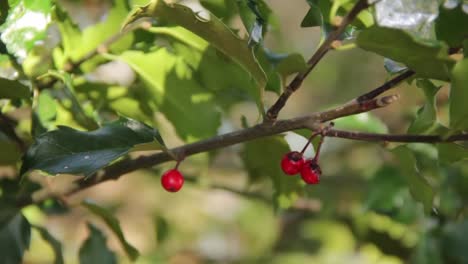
[265,0,370,121]
[15,94,397,207]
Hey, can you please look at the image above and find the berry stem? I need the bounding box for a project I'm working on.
[312,136,325,162]
[300,131,320,155]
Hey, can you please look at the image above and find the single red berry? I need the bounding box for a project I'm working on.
[161,169,184,192]
[300,159,321,184]
[281,151,305,175]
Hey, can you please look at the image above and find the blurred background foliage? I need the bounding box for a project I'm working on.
[1,0,468,263]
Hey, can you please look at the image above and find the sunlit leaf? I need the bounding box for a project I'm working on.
[108,50,222,141]
[242,136,303,209]
[32,225,64,264]
[373,0,439,39]
[392,146,434,213]
[21,116,165,177]
[79,223,117,264]
[449,58,468,130]
[123,0,267,98]
[32,90,56,137]
[82,201,139,261]
[357,26,454,80]
[0,214,31,264]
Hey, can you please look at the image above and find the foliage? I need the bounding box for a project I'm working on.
[0,0,468,263]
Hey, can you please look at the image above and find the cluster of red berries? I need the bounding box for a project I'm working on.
[281,129,328,184]
[161,165,184,192]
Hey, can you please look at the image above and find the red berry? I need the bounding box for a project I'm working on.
[161,169,184,192]
[281,151,305,175]
[300,160,321,184]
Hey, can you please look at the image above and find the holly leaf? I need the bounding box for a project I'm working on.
[52,0,133,71]
[392,146,434,213]
[357,26,455,80]
[0,0,51,58]
[20,116,165,177]
[82,201,139,261]
[373,0,439,39]
[32,225,64,264]
[437,143,468,165]
[108,50,222,141]
[236,0,273,46]
[449,58,468,130]
[79,223,117,264]
[435,4,468,47]
[123,0,267,97]
[407,79,441,134]
[0,77,30,99]
[0,214,31,264]
[242,136,303,209]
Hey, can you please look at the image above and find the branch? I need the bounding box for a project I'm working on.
[325,129,468,143]
[16,94,396,207]
[265,0,370,121]
[354,70,415,103]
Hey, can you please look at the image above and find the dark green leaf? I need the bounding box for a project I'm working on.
[199,0,237,21]
[0,78,30,99]
[0,137,21,164]
[357,26,455,80]
[32,225,64,264]
[411,232,443,264]
[449,58,468,130]
[392,146,434,213]
[442,220,468,264]
[384,58,408,74]
[109,50,222,141]
[408,79,441,134]
[79,223,117,264]
[0,214,31,264]
[301,5,323,28]
[154,215,169,243]
[21,116,165,177]
[437,143,468,165]
[365,166,406,211]
[0,0,9,25]
[435,5,468,47]
[82,200,139,261]
[373,0,439,39]
[242,136,303,209]
[236,0,272,46]
[123,0,267,95]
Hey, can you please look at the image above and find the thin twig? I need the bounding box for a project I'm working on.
[325,129,468,143]
[265,0,369,121]
[355,70,415,103]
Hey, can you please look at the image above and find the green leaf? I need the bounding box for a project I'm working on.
[32,90,56,137]
[0,0,9,25]
[0,0,51,58]
[20,116,165,177]
[356,26,455,80]
[373,0,439,39]
[154,215,169,243]
[242,136,303,209]
[392,146,434,213]
[449,58,468,130]
[199,0,237,21]
[437,143,468,165]
[408,79,441,134]
[411,232,443,264]
[365,166,406,211]
[123,0,267,100]
[0,136,21,164]
[108,50,221,141]
[333,112,388,133]
[41,70,98,130]
[79,223,117,264]
[32,225,64,264]
[0,77,30,99]
[82,201,139,261]
[53,0,133,70]
[442,220,468,264]
[0,213,31,264]
[236,0,272,46]
[435,5,468,47]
